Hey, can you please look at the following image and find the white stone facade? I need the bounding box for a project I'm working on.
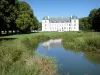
[42,15,79,32]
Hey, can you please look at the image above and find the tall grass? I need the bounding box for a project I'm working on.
[62,32,100,52]
[0,36,58,75]
[85,36,100,48]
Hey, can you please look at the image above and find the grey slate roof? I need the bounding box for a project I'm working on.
[42,15,78,23]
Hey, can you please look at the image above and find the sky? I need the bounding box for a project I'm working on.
[25,0,100,21]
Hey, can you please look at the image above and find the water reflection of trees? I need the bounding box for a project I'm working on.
[84,52,100,64]
[62,44,100,64]
[62,43,81,53]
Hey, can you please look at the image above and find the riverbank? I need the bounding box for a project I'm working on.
[0,31,100,75]
[1,31,100,52]
[62,32,100,52]
[0,36,58,75]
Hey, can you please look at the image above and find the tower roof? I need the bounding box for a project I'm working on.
[42,15,78,23]
[71,15,78,19]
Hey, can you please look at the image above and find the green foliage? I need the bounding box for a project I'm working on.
[16,13,33,32]
[89,8,100,31]
[15,1,40,33]
[0,0,16,34]
[16,1,34,33]
[0,0,40,35]
[80,8,100,32]
[79,17,91,31]
[32,16,40,30]
[88,9,98,25]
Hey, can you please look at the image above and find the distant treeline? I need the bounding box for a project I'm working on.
[0,0,40,35]
[79,8,100,31]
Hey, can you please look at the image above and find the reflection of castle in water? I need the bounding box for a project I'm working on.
[42,39,62,50]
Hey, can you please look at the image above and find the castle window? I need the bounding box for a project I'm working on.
[74,20,76,22]
[74,27,76,29]
[74,24,76,26]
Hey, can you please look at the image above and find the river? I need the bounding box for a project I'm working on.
[36,39,100,75]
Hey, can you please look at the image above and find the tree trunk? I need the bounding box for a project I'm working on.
[15,29,17,34]
[4,30,5,33]
[12,30,13,34]
[6,29,9,35]
[0,29,1,36]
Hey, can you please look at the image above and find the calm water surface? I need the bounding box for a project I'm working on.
[36,39,100,75]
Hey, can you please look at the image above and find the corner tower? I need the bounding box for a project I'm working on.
[71,15,79,31]
[42,16,49,31]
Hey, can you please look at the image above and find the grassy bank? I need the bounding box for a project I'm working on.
[62,32,100,52]
[1,31,100,52]
[0,32,65,39]
[0,36,58,75]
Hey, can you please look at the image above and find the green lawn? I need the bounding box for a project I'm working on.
[0,32,67,39]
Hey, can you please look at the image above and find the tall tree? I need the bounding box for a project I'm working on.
[79,17,91,31]
[92,8,100,31]
[89,9,97,24]
[0,0,16,35]
[88,9,98,31]
[16,1,34,33]
[0,0,8,35]
[88,8,100,31]
[32,16,40,30]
